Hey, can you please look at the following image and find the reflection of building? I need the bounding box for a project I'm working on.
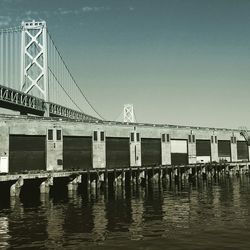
[92,196,107,242]
[0,216,10,249]
[45,201,64,249]
[162,192,191,235]
[129,199,144,240]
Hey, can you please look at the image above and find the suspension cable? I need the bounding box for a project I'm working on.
[48,67,83,112]
[47,30,105,120]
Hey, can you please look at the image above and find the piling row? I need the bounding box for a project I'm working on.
[0,162,249,198]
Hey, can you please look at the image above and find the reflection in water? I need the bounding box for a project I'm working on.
[92,195,107,243]
[0,216,9,249]
[0,176,250,249]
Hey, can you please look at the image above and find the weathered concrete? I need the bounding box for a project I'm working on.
[46,127,63,171]
[92,130,106,168]
[10,176,23,197]
[0,114,249,173]
[211,135,219,162]
[161,133,171,165]
[231,139,238,162]
[130,131,141,167]
[188,133,196,164]
[40,176,53,194]
[0,122,9,173]
[67,175,81,192]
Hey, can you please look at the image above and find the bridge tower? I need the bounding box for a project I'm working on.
[123,104,136,123]
[20,20,49,115]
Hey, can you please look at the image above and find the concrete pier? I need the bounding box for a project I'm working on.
[40,176,53,194]
[67,175,81,192]
[0,163,249,198]
[0,114,250,199]
[10,176,23,197]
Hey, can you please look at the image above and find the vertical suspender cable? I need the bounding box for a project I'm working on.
[5,32,8,87]
[10,30,13,88]
[0,31,3,85]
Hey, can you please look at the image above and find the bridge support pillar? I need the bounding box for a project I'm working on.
[44,103,50,117]
[40,176,53,194]
[10,177,24,197]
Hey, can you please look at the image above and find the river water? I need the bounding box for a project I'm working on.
[1,175,250,249]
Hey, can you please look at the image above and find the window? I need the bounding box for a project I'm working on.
[192,135,195,143]
[57,159,63,165]
[48,129,53,141]
[101,131,105,141]
[56,130,62,141]
[167,134,170,142]
[234,137,237,144]
[231,137,234,143]
[131,133,134,142]
[188,135,192,143]
[136,133,140,142]
[94,131,98,141]
[162,134,166,142]
[211,136,214,143]
[215,136,217,143]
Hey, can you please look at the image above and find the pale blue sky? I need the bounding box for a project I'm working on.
[0,0,250,128]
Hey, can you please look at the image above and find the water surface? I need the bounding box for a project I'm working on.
[1,176,250,249]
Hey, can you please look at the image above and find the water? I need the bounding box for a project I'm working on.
[1,176,250,249]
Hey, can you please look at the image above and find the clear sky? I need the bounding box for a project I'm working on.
[0,0,250,129]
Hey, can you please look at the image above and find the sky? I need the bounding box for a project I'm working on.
[0,0,250,129]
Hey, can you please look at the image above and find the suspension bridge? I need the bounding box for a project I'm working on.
[0,20,104,122]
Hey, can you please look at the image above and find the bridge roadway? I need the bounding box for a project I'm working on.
[0,84,99,122]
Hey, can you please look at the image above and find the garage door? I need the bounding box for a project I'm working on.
[9,135,46,173]
[237,141,248,160]
[218,140,231,161]
[106,137,130,168]
[171,140,188,165]
[63,136,92,170]
[196,140,211,163]
[141,138,161,166]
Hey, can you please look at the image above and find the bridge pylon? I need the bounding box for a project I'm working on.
[123,104,136,123]
[20,20,49,116]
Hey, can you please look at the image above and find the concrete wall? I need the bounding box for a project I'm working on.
[161,134,171,165]
[211,135,219,162]
[130,131,141,167]
[92,130,105,169]
[46,127,63,171]
[0,122,9,173]
[188,134,196,164]
[0,115,249,172]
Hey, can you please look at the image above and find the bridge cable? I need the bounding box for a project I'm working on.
[47,30,105,120]
[48,67,84,112]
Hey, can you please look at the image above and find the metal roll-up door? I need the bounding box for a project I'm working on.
[63,136,92,170]
[170,139,188,165]
[106,137,130,168]
[196,140,211,163]
[196,140,211,156]
[237,141,248,160]
[218,140,231,161]
[141,138,161,166]
[9,135,46,173]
